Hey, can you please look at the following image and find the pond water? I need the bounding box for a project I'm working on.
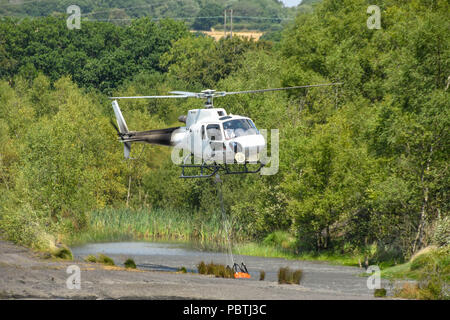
[71,241,233,273]
[71,241,205,257]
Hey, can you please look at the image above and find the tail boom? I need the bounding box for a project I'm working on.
[112,100,180,158]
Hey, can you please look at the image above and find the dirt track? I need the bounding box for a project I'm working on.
[0,240,387,300]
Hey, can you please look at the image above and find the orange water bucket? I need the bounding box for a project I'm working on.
[234,272,251,279]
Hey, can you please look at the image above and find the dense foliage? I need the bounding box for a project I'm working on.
[0,0,448,264]
[0,0,299,31]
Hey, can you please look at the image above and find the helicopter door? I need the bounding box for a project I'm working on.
[206,124,223,161]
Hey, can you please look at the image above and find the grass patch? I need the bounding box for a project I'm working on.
[234,242,361,266]
[84,254,115,266]
[124,258,136,269]
[382,246,449,281]
[278,267,303,285]
[197,261,234,278]
[263,231,296,250]
[394,283,421,299]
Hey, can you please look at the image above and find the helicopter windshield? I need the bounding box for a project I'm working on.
[223,119,258,140]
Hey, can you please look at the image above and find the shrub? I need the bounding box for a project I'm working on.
[197,261,234,278]
[278,267,303,285]
[178,266,187,273]
[197,261,207,274]
[374,288,387,298]
[124,258,136,269]
[259,270,266,281]
[85,255,97,263]
[53,246,73,260]
[292,269,303,284]
[206,261,216,275]
[97,254,115,266]
[0,206,57,252]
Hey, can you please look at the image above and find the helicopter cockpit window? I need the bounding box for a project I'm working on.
[206,124,222,141]
[223,119,258,140]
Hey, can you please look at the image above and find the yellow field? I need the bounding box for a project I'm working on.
[191,29,264,41]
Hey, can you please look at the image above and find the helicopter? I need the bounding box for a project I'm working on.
[110,83,341,178]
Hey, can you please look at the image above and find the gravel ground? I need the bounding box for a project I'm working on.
[0,240,390,299]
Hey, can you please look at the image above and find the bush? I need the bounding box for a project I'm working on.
[0,206,57,252]
[374,288,387,298]
[178,266,187,273]
[85,255,97,263]
[97,254,115,266]
[53,246,73,260]
[197,261,207,274]
[124,258,136,269]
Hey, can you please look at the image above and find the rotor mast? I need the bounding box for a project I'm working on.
[202,89,215,108]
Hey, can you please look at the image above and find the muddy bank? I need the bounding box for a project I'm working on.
[0,240,384,299]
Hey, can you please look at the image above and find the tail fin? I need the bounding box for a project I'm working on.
[112,100,131,159]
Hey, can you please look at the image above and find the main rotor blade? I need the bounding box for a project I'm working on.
[169,91,200,97]
[224,83,343,96]
[109,95,191,99]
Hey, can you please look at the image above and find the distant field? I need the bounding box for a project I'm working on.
[192,29,264,41]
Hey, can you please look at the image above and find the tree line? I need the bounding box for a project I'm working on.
[0,0,302,31]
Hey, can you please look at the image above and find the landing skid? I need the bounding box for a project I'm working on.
[180,162,264,179]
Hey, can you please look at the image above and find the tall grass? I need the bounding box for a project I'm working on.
[66,208,247,248]
[234,242,362,266]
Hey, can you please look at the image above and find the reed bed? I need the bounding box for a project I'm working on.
[66,208,246,248]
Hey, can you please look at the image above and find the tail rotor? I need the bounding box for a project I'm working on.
[111,100,131,159]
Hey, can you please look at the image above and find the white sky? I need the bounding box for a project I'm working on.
[280,0,302,7]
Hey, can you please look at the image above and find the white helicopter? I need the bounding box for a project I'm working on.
[110,83,341,178]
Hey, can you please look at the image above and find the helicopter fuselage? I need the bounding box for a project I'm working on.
[172,108,266,164]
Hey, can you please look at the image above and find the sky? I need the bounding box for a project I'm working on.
[280,0,302,7]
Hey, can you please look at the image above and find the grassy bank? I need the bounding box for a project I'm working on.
[234,243,361,266]
[380,246,449,299]
[381,246,450,281]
